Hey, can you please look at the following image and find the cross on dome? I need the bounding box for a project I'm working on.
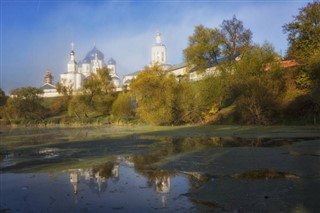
[156,32,162,44]
[71,42,74,51]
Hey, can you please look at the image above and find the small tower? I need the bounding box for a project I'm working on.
[44,70,53,84]
[151,32,167,65]
[67,42,77,73]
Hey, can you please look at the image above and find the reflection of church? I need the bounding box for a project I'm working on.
[41,45,121,97]
[68,163,120,195]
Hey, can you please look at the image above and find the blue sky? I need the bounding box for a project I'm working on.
[0,0,311,93]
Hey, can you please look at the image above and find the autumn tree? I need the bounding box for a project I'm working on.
[5,87,48,121]
[231,43,283,124]
[68,93,92,118]
[283,0,320,61]
[183,25,225,73]
[0,88,8,120]
[111,92,135,122]
[184,16,252,75]
[68,67,116,117]
[0,88,7,107]
[221,15,252,60]
[130,64,178,125]
[282,1,320,123]
[48,81,73,116]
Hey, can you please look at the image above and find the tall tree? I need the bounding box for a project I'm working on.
[231,43,283,124]
[130,64,178,125]
[283,0,320,60]
[111,92,135,122]
[183,25,225,73]
[221,15,252,60]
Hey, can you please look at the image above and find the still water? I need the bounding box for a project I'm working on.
[1,126,320,212]
[1,157,198,213]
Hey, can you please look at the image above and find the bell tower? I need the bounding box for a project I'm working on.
[67,42,77,73]
[151,32,167,65]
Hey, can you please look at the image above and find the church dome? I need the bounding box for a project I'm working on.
[107,58,116,65]
[83,46,105,62]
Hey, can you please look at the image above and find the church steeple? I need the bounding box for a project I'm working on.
[68,42,77,73]
[151,32,167,65]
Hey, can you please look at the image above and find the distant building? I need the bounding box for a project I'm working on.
[280,60,300,68]
[123,32,226,85]
[40,45,121,97]
[40,70,59,98]
[60,45,121,92]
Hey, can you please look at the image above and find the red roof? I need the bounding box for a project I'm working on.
[280,60,300,68]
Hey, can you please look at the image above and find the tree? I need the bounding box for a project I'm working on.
[56,80,73,96]
[0,88,7,107]
[68,93,91,118]
[221,15,252,60]
[283,0,320,61]
[183,25,225,73]
[231,43,284,124]
[69,68,116,116]
[130,64,178,125]
[0,88,8,120]
[5,87,47,121]
[111,92,135,122]
[51,81,73,116]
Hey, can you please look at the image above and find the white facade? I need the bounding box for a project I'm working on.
[151,32,167,65]
[60,46,121,92]
[41,70,60,97]
[60,50,83,91]
[40,83,60,98]
[123,31,225,85]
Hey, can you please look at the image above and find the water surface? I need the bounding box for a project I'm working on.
[1,126,320,212]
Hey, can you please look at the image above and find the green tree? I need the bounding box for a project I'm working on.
[130,64,178,125]
[171,80,202,124]
[231,43,284,124]
[111,92,135,122]
[68,93,91,118]
[68,68,116,117]
[221,15,252,61]
[283,0,320,61]
[306,47,320,123]
[183,25,225,73]
[0,88,7,107]
[5,87,47,121]
[56,80,73,96]
[0,88,8,121]
[51,81,73,116]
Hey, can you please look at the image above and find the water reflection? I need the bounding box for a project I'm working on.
[66,157,179,196]
[40,155,202,212]
[68,161,120,195]
[1,129,318,212]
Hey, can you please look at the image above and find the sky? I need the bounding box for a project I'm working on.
[0,0,312,93]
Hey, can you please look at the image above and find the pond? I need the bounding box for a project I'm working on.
[1,126,320,212]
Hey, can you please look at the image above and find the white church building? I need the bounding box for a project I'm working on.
[41,32,222,97]
[123,32,172,85]
[60,45,121,91]
[123,32,221,86]
[41,45,121,97]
